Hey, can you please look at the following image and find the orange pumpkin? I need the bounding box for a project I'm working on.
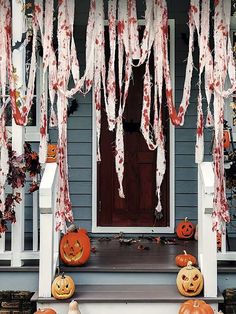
[51,273,75,300]
[176,217,195,239]
[223,130,231,149]
[179,300,214,314]
[34,309,57,314]
[46,144,58,163]
[60,228,91,266]
[175,250,197,267]
[176,261,203,297]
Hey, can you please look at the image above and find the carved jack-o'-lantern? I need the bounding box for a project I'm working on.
[179,300,214,314]
[51,273,75,300]
[176,217,195,239]
[176,261,203,297]
[60,228,90,266]
[46,144,58,163]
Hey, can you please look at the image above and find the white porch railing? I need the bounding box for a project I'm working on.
[0,190,40,265]
[198,162,217,297]
[38,162,60,298]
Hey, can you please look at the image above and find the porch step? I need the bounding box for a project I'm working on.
[32,284,223,314]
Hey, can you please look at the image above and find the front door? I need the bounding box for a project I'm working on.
[97,61,170,229]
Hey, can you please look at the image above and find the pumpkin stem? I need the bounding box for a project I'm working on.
[67,223,77,233]
[56,266,60,276]
[185,217,188,222]
[193,300,199,308]
[186,261,192,269]
[61,272,65,279]
[183,250,187,255]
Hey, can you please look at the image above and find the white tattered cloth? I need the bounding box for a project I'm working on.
[1,0,236,232]
[0,0,10,213]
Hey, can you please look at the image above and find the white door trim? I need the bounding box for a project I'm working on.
[92,19,175,234]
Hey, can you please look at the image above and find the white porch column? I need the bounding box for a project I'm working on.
[11,0,26,267]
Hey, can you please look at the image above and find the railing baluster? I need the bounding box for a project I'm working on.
[33,189,39,252]
[0,233,6,253]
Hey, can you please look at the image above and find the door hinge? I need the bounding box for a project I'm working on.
[98,200,102,212]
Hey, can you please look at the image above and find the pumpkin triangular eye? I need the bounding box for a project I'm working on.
[193,275,199,281]
[182,275,188,281]
[64,240,69,247]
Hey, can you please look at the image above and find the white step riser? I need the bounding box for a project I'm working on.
[37,302,218,314]
[0,272,235,292]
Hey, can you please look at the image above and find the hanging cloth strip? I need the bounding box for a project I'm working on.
[212,0,231,232]
[106,0,117,131]
[0,0,10,215]
[54,0,77,232]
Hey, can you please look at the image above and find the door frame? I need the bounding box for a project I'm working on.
[92,19,175,233]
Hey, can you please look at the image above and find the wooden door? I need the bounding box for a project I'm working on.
[97,62,170,228]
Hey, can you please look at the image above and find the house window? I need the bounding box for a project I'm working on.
[6,16,44,142]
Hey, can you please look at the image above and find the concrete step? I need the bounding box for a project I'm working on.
[32,284,223,314]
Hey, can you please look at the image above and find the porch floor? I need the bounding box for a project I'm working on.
[61,236,236,274]
[1,236,236,272]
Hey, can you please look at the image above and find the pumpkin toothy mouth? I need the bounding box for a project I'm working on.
[63,249,83,262]
[182,284,201,294]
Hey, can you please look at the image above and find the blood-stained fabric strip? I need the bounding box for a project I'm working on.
[106,0,117,131]
[0,0,10,215]
[55,0,76,232]
[212,0,230,232]
[163,0,198,127]
[128,0,140,60]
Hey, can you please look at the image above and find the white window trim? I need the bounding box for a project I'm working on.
[92,19,175,234]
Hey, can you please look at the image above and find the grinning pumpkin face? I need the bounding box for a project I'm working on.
[51,273,75,300]
[60,229,90,266]
[176,262,203,297]
[176,218,195,239]
[46,144,58,163]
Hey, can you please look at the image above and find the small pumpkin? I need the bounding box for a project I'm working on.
[194,224,198,240]
[176,217,195,239]
[60,228,90,266]
[51,273,75,300]
[179,300,214,314]
[34,309,57,314]
[223,130,231,149]
[176,261,203,297]
[46,144,58,163]
[175,250,197,267]
[68,300,81,314]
